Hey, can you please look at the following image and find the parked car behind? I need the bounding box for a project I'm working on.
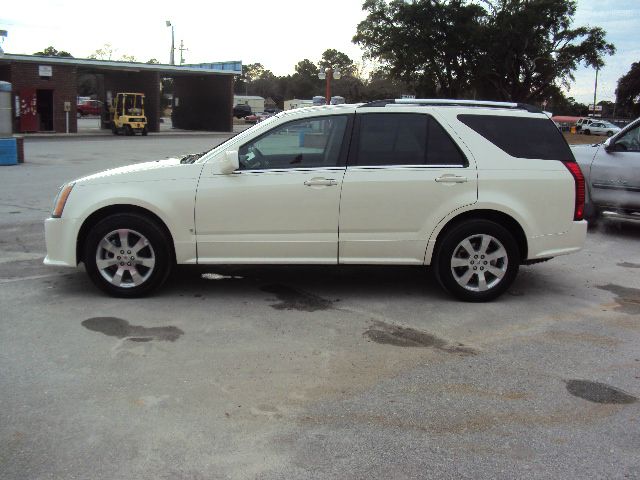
[244,112,273,124]
[572,116,640,223]
[233,104,252,119]
[77,100,103,117]
[576,117,595,132]
[582,121,621,137]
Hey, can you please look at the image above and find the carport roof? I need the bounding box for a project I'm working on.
[0,54,241,76]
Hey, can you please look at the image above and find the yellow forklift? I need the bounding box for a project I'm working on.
[109,92,148,136]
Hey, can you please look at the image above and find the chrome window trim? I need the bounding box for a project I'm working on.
[233,166,347,174]
[346,164,467,170]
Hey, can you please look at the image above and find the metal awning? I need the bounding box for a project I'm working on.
[0,54,241,76]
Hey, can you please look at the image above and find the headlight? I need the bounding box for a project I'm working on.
[51,183,75,218]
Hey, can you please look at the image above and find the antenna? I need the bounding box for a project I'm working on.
[179,40,188,65]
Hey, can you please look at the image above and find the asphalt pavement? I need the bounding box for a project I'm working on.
[1,135,639,479]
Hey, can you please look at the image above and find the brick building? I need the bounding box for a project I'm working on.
[0,54,241,133]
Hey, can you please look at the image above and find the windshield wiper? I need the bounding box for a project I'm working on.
[180,151,207,164]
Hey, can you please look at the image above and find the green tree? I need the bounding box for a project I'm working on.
[34,46,73,57]
[88,43,115,60]
[362,68,413,100]
[354,0,484,97]
[318,49,356,76]
[476,0,615,102]
[354,0,615,102]
[295,59,319,78]
[616,62,640,116]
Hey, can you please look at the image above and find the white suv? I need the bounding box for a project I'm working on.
[45,99,587,301]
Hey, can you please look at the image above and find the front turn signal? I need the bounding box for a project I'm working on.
[52,183,75,218]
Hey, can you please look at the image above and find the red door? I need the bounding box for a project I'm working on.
[19,88,38,132]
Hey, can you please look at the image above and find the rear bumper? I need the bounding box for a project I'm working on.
[44,217,80,268]
[527,221,587,260]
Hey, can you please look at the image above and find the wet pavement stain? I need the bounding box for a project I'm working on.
[597,284,640,315]
[81,317,183,342]
[364,321,476,355]
[617,262,640,269]
[565,380,638,404]
[261,284,333,312]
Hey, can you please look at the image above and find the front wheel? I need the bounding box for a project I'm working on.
[84,213,172,297]
[606,131,614,137]
[433,220,520,302]
[584,129,591,135]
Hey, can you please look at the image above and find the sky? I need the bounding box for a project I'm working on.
[1,0,638,105]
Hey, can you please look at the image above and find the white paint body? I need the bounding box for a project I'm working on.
[45,104,587,270]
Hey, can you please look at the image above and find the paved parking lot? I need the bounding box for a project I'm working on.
[1,135,639,479]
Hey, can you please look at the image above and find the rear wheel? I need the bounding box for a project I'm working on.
[84,213,172,297]
[125,125,134,136]
[433,220,520,302]
[606,131,614,137]
[584,129,591,135]
[111,124,118,135]
[142,127,148,136]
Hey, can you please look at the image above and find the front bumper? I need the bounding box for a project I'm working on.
[43,217,80,268]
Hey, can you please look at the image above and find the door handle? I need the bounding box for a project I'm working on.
[435,175,468,183]
[304,178,338,187]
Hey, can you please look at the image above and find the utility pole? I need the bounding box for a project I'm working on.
[166,21,175,65]
[179,40,188,65]
[592,66,599,117]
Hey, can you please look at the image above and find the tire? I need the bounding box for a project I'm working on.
[433,219,520,302]
[584,129,591,135]
[142,127,148,136]
[84,213,172,297]
[606,131,613,137]
[125,125,134,136]
[112,124,119,135]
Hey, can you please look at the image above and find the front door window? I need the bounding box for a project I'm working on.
[238,116,348,170]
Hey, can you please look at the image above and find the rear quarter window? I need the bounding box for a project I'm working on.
[457,114,575,161]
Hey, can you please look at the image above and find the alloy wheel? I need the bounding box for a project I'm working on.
[450,234,508,292]
[95,228,155,288]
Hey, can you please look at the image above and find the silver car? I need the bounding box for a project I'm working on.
[572,117,640,223]
[582,121,621,137]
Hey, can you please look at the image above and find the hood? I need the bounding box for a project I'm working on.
[74,158,201,185]
[570,143,600,166]
[569,143,601,151]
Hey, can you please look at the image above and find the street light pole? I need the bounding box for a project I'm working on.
[318,67,341,105]
[166,21,175,65]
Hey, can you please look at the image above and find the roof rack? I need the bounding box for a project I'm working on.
[359,98,542,113]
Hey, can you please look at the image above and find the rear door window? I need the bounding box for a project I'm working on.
[352,113,467,167]
[458,114,574,161]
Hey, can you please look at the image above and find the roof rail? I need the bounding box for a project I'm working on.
[359,98,542,113]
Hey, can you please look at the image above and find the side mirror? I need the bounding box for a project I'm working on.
[603,137,613,151]
[219,150,239,174]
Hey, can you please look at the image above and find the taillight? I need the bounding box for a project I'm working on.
[562,161,585,221]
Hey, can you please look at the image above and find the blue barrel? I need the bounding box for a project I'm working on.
[0,138,18,165]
